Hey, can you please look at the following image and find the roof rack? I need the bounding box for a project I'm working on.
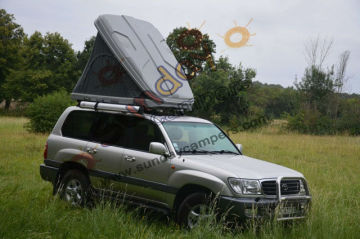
[79,101,141,114]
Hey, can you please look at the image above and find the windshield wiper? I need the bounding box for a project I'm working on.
[178,149,212,155]
[209,150,240,155]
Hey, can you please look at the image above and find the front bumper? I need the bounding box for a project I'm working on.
[219,195,311,221]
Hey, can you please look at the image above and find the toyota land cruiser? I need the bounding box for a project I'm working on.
[40,103,311,228]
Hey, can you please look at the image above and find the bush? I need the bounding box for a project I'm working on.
[287,109,334,135]
[26,90,75,133]
[337,98,360,135]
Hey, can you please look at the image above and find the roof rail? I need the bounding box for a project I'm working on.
[79,101,140,114]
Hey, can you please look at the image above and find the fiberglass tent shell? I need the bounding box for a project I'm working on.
[72,14,194,110]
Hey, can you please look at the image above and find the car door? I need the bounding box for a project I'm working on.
[56,110,97,167]
[85,112,126,192]
[119,116,172,204]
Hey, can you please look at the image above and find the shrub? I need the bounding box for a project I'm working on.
[287,110,334,135]
[26,90,75,133]
[337,98,360,135]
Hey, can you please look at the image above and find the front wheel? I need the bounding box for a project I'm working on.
[59,169,91,207]
[176,192,213,229]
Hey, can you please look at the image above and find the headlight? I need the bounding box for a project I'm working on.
[228,178,262,195]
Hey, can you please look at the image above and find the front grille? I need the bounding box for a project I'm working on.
[281,180,300,195]
[261,180,277,195]
[261,179,301,195]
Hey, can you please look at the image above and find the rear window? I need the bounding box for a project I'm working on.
[62,111,97,140]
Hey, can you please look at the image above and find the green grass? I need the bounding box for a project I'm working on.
[0,117,359,239]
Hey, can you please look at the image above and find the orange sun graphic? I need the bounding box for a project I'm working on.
[218,18,256,53]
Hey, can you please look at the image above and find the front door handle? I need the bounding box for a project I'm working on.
[124,155,136,162]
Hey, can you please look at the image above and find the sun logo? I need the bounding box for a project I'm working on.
[218,18,256,53]
[186,21,206,31]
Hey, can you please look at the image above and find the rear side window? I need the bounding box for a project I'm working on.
[61,110,165,152]
[62,111,97,140]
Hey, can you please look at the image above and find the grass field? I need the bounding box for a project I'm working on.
[0,117,359,239]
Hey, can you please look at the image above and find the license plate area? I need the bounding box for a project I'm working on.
[277,200,308,220]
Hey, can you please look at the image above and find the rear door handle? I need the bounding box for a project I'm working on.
[86,147,97,154]
[124,155,136,162]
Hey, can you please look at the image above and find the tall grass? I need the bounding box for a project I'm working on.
[0,117,359,238]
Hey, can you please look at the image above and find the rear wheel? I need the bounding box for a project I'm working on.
[59,169,91,207]
[176,192,212,229]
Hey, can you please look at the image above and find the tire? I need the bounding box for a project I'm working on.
[176,192,212,229]
[58,169,91,207]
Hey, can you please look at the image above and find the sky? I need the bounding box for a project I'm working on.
[2,0,360,93]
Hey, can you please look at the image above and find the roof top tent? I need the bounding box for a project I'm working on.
[72,14,194,112]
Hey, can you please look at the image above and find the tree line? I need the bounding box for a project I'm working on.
[1,9,359,135]
[0,9,94,108]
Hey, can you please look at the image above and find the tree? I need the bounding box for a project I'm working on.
[3,31,79,102]
[166,27,216,81]
[288,37,353,135]
[304,37,333,69]
[296,65,335,112]
[190,57,255,125]
[332,51,350,126]
[0,9,25,109]
[76,36,95,72]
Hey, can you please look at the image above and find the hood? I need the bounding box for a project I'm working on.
[181,154,304,179]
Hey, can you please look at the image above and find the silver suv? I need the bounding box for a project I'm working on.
[40,104,311,228]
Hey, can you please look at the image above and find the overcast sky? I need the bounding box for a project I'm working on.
[2,0,359,93]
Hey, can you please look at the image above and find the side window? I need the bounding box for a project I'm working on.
[91,113,126,146]
[62,111,164,152]
[62,111,97,140]
[122,117,165,152]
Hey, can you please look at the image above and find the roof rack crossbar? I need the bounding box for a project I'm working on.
[79,101,140,113]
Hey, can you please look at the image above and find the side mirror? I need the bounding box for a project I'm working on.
[236,144,243,154]
[149,142,168,156]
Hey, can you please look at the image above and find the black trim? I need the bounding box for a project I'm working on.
[93,188,171,215]
[44,159,62,168]
[43,159,178,194]
[89,169,178,194]
[40,164,59,183]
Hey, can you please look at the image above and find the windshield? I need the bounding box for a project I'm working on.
[162,122,239,155]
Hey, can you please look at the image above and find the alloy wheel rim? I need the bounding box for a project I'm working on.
[64,179,83,206]
[187,204,211,228]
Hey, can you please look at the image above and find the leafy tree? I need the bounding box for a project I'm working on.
[0,9,25,109]
[287,37,356,135]
[337,98,360,135]
[190,57,255,125]
[295,65,335,113]
[76,36,95,72]
[166,27,216,81]
[3,31,79,102]
[247,82,300,118]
